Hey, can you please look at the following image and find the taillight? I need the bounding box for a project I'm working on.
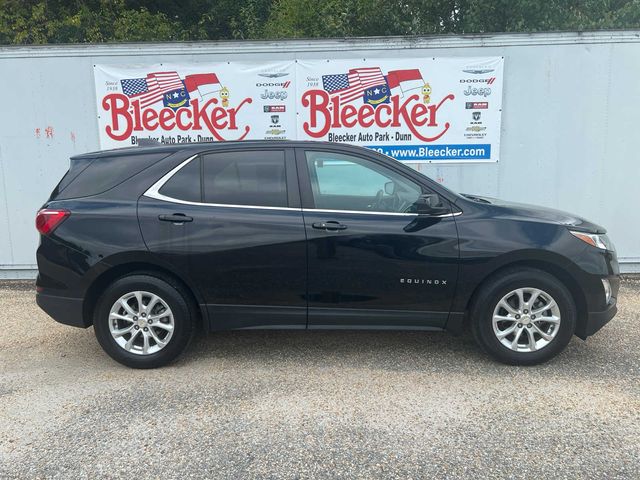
[35,208,70,235]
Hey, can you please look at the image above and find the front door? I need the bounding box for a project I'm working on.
[138,148,307,330]
[297,149,459,329]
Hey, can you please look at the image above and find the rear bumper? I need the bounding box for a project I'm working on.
[575,298,618,339]
[36,292,89,328]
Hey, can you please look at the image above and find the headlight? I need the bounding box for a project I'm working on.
[569,230,615,251]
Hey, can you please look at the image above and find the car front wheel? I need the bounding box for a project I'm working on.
[471,268,577,365]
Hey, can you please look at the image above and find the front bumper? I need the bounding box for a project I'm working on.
[36,292,89,328]
[575,275,619,340]
[575,300,617,339]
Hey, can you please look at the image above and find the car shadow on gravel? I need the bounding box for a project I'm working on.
[175,328,493,371]
[45,322,616,375]
[171,322,635,376]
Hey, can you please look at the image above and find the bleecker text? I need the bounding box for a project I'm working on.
[301,90,455,142]
[102,93,252,142]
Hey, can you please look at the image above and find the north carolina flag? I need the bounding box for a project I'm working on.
[183,73,221,100]
[386,69,424,97]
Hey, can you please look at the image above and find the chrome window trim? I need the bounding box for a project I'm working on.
[144,153,198,199]
[304,208,417,217]
[144,154,462,217]
[303,209,461,218]
[145,194,303,211]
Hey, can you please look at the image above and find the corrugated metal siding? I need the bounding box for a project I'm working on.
[1,31,639,276]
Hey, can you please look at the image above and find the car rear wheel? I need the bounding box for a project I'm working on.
[93,274,195,368]
[471,268,576,365]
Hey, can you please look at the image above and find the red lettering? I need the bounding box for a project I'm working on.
[330,96,341,128]
[101,94,253,142]
[358,105,375,128]
[410,103,429,127]
[406,94,455,142]
[192,98,211,131]
[341,104,358,128]
[375,104,392,128]
[176,108,192,130]
[132,99,143,131]
[228,98,252,139]
[211,107,228,130]
[192,98,225,141]
[142,108,158,130]
[427,102,441,127]
[302,90,331,138]
[301,89,455,143]
[390,95,414,127]
[102,93,132,141]
[159,108,176,130]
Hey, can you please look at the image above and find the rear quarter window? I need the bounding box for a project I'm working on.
[158,157,202,203]
[54,152,170,200]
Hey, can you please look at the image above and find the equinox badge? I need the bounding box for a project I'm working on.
[400,278,447,285]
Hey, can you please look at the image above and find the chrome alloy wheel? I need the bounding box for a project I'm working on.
[492,287,561,352]
[108,291,175,355]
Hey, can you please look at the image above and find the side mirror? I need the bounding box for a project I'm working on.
[384,181,396,195]
[414,194,449,215]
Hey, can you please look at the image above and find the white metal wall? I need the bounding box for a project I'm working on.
[1,31,639,278]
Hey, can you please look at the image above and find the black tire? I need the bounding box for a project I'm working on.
[470,267,576,366]
[93,274,196,368]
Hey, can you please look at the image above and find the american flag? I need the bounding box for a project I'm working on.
[322,67,386,104]
[120,72,184,108]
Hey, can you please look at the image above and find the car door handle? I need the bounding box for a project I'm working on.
[312,221,347,231]
[158,213,193,224]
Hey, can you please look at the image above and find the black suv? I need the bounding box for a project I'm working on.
[36,141,619,368]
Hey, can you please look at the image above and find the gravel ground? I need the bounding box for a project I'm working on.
[1,278,639,479]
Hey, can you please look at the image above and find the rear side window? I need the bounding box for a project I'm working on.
[54,152,169,200]
[202,151,287,207]
[51,157,94,197]
[158,157,202,202]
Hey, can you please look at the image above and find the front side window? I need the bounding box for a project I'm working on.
[305,151,423,213]
[203,150,288,207]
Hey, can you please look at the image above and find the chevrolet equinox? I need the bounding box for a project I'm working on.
[35,141,620,368]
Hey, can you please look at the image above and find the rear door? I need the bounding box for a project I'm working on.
[138,147,307,329]
[297,148,459,329]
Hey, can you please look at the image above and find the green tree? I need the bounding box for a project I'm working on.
[123,0,272,39]
[262,0,640,37]
[1,0,639,44]
[458,0,640,32]
[261,0,461,38]
[0,0,183,44]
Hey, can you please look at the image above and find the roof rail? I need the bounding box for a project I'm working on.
[137,138,161,147]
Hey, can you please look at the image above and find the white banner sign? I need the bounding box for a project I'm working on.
[94,62,296,148]
[94,57,503,162]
